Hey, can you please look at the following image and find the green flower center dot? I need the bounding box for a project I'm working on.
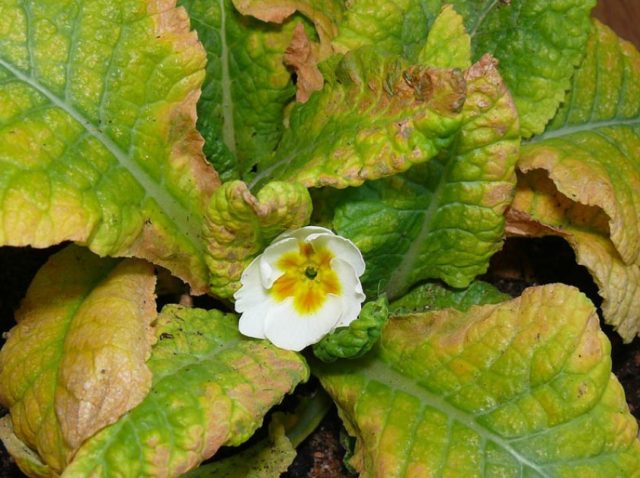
[305,266,318,280]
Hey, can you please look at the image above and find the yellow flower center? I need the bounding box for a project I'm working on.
[271,242,341,314]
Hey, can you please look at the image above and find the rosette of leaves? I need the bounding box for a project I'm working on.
[1,0,640,476]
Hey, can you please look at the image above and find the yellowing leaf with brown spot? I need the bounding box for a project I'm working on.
[0,246,156,473]
[509,20,640,341]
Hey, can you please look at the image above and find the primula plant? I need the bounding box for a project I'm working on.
[1,0,640,476]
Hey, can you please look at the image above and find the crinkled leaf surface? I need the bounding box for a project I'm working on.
[332,0,440,61]
[0,246,156,473]
[508,21,640,341]
[417,4,471,70]
[251,47,467,189]
[313,295,389,363]
[0,0,219,293]
[390,280,509,315]
[332,56,519,298]
[0,416,51,478]
[333,0,595,137]
[203,180,312,298]
[179,0,302,180]
[63,305,309,477]
[315,284,640,477]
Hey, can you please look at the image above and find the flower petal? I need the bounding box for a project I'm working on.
[238,305,269,339]
[331,258,366,327]
[235,258,270,338]
[311,234,366,277]
[234,257,264,310]
[263,295,342,351]
[273,226,334,243]
[259,237,298,288]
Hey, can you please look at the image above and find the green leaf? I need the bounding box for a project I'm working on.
[179,0,302,180]
[332,0,440,61]
[0,416,51,478]
[509,21,640,341]
[313,295,389,363]
[390,280,509,315]
[315,284,640,476]
[417,4,471,70]
[203,180,312,298]
[459,0,595,137]
[333,0,596,137]
[63,305,309,477]
[333,55,519,298]
[252,47,467,189]
[0,246,156,473]
[0,0,219,294]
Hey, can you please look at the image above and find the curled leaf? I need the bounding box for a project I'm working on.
[313,295,389,363]
[284,23,324,103]
[509,20,640,341]
[522,20,640,266]
[203,180,312,298]
[507,171,640,342]
[0,416,51,478]
[0,246,156,473]
[316,285,640,476]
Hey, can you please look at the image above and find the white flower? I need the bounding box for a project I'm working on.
[234,226,366,351]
